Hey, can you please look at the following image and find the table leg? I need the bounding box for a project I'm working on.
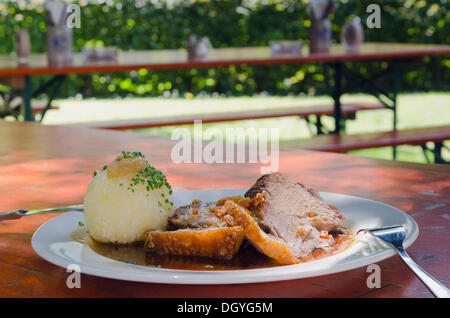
[17,75,66,122]
[433,143,447,164]
[315,115,324,135]
[422,142,448,164]
[21,76,33,121]
[38,75,66,122]
[332,62,343,134]
[339,61,401,159]
[392,61,399,160]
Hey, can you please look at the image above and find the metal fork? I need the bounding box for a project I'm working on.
[0,205,83,221]
[359,225,450,298]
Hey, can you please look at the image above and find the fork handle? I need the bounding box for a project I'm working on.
[0,205,83,221]
[0,210,25,221]
[396,247,450,298]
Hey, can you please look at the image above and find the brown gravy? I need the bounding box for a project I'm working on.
[72,228,354,270]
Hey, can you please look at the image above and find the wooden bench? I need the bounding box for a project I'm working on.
[72,102,385,130]
[0,98,58,118]
[280,125,450,163]
[30,100,59,114]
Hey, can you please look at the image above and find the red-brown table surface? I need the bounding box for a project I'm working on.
[0,120,449,298]
[1,43,449,77]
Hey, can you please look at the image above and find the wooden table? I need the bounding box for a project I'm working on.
[1,43,450,76]
[1,43,450,131]
[1,120,448,298]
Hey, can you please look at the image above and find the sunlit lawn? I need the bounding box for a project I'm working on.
[43,92,450,164]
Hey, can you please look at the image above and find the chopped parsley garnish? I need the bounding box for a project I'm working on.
[78,221,84,226]
[92,151,175,207]
[117,151,145,161]
[127,164,174,206]
[130,165,171,191]
[204,265,214,269]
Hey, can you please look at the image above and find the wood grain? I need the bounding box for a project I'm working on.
[0,120,449,298]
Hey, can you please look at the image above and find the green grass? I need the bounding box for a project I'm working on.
[42,92,450,164]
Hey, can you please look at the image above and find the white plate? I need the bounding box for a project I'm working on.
[31,189,418,284]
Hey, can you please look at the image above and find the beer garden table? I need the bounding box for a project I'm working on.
[0,120,449,297]
[0,43,449,133]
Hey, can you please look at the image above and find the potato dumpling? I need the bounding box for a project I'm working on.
[84,151,174,244]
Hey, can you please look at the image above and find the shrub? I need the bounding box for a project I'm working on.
[1,0,448,98]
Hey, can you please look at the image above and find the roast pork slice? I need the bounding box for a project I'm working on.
[168,201,229,230]
[244,173,341,258]
[145,226,245,260]
[216,200,300,265]
[148,201,243,260]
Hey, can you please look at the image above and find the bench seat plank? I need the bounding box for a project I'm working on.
[71,102,385,130]
[280,126,450,152]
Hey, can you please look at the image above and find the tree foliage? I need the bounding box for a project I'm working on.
[1,0,448,97]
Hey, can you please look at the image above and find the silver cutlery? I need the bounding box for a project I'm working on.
[0,205,83,221]
[359,225,450,298]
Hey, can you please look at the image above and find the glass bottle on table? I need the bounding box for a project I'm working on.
[341,17,364,53]
[15,29,31,64]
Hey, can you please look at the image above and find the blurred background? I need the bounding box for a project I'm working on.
[1,0,449,162]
